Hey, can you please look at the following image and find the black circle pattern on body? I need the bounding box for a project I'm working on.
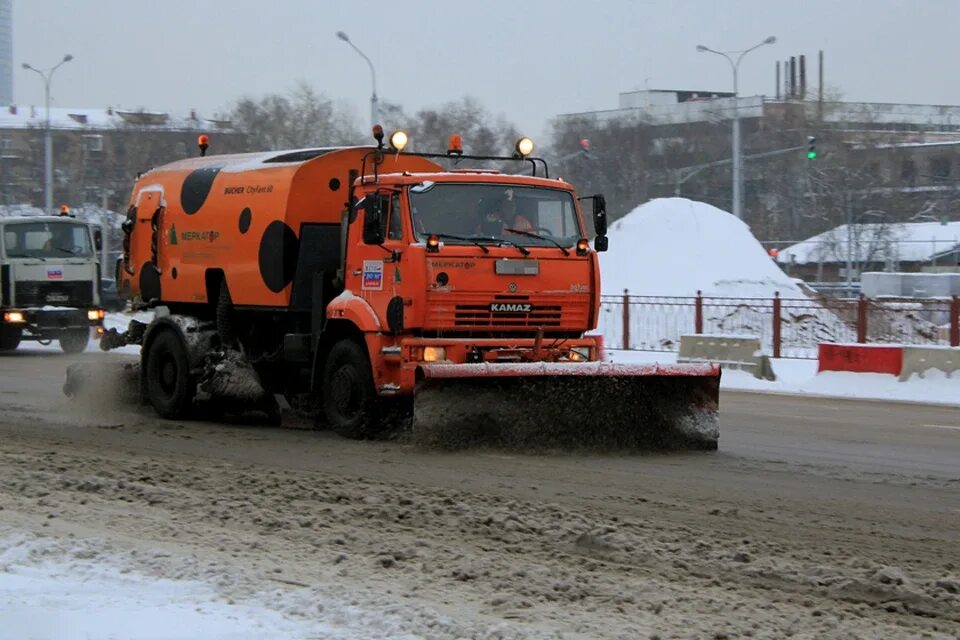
[238,207,252,234]
[180,166,223,215]
[258,221,300,293]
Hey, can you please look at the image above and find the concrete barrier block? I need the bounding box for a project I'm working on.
[678,334,775,381]
[898,345,960,381]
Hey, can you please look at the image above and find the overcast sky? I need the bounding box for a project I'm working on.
[13,0,960,143]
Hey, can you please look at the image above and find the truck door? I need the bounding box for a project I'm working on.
[346,193,406,332]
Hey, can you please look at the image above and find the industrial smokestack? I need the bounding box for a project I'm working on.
[790,56,797,99]
[800,55,807,100]
[818,50,824,120]
[775,61,781,100]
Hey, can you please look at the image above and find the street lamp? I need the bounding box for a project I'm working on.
[22,54,74,215]
[336,31,379,128]
[696,36,776,220]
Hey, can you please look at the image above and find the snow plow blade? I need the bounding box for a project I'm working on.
[411,362,721,451]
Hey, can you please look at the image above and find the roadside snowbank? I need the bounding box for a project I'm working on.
[599,197,804,298]
[608,349,960,407]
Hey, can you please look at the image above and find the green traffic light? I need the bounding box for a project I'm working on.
[807,150,817,160]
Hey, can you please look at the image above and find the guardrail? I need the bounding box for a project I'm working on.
[599,291,960,359]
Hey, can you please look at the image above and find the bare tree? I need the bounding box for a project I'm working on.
[229,82,362,150]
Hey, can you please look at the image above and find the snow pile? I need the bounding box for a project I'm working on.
[599,198,804,298]
[596,198,836,352]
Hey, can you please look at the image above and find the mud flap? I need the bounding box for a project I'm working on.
[412,362,720,452]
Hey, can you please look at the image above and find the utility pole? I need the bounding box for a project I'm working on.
[336,31,379,128]
[21,55,74,214]
[696,37,777,219]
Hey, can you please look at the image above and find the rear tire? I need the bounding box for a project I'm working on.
[0,326,21,352]
[321,340,378,439]
[59,328,90,354]
[145,329,195,419]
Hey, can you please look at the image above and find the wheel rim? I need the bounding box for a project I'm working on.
[330,366,360,419]
[157,353,178,396]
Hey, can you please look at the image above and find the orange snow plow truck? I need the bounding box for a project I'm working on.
[94,129,720,450]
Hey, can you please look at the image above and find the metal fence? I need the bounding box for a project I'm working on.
[599,291,960,359]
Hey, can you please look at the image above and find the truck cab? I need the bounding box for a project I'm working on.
[328,169,609,403]
[0,216,105,353]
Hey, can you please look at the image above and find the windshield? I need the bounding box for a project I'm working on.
[2,221,94,259]
[409,183,582,247]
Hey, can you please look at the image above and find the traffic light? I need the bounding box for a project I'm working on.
[807,136,817,160]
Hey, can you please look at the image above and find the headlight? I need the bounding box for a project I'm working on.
[87,309,105,321]
[3,311,25,323]
[423,346,447,362]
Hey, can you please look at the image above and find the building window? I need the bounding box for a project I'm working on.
[900,159,916,185]
[82,135,103,152]
[930,156,951,180]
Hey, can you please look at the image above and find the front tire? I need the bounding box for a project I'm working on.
[0,326,21,352]
[145,329,195,419]
[322,340,378,439]
[59,328,90,354]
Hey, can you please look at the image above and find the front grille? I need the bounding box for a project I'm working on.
[454,302,563,327]
[14,280,93,307]
[426,293,590,330]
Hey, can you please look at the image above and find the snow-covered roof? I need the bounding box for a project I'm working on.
[0,106,232,132]
[778,221,960,265]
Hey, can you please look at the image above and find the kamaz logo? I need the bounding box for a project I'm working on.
[489,302,533,313]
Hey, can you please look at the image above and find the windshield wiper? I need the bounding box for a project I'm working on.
[425,233,490,253]
[51,247,81,256]
[491,236,530,257]
[6,253,45,261]
[504,228,570,256]
[424,233,530,257]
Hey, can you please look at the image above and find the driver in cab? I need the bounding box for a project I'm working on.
[475,189,533,236]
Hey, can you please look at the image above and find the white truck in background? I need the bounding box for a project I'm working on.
[0,215,105,353]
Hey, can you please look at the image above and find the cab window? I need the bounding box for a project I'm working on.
[387,195,403,241]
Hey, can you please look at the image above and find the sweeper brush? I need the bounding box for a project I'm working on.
[410,362,721,451]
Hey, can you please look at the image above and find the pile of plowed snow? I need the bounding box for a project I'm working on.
[599,198,805,298]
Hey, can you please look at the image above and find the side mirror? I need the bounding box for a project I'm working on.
[592,195,607,236]
[94,228,103,251]
[592,194,608,252]
[362,195,387,245]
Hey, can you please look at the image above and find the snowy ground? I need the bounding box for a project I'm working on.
[0,529,335,640]
[1,345,957,639]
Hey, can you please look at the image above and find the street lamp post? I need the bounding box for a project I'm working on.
[696,37,775,220]
[22,54,73,215]
[336,31,379,128]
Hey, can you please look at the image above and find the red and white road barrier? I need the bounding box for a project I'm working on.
[819,343,959,381]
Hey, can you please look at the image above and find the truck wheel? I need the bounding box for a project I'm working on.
[0,326,21,352]
[145,329,195,419]
[322,340,378,438]
[59,329,90,354]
